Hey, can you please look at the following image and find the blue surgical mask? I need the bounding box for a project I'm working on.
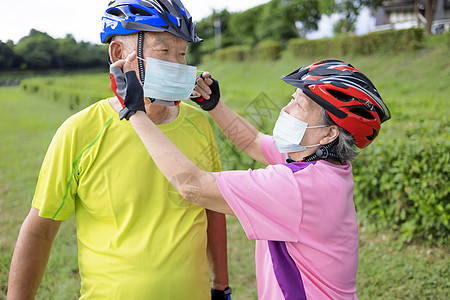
[140,57,197,103]
[273,110,328,154]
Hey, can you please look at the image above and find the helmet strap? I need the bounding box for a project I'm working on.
[137,31,145,85]
[302,139,341,163]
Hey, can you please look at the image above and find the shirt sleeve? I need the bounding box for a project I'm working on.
[214,165,303,242]
[260,134,285,165]
[32,119,78,221]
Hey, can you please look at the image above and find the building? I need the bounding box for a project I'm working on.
[374,0,450,33]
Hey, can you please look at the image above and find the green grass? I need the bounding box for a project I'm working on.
[0,87,80,299]
[1,34,449,299]
[357,228,449,299]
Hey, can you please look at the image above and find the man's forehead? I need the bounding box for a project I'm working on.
[146,32,185,44]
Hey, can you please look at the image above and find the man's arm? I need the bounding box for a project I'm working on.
[206,210,229,291]
[8,207,61,300]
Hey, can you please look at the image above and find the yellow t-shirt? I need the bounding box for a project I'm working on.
[32,100,221,299]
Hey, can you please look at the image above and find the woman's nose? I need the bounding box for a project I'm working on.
[283,103,293,114]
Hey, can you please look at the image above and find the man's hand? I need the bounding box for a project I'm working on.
[110,52,146,120]
[190,72,220,111]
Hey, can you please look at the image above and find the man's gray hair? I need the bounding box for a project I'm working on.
[320,109,359,162]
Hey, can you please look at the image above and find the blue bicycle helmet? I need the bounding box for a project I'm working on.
[101,0,202,98]
[101,0,201,43]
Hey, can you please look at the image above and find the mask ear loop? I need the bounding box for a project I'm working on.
[137,31,145,86]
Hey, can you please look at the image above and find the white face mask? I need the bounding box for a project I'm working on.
[273,110,328,154]
[139,57,197,103]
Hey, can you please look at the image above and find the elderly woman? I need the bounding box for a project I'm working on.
[110,57,390,300]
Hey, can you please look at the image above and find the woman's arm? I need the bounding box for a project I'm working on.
[194,74,270,166]
[209,101,270,165]
[129,111,235,215]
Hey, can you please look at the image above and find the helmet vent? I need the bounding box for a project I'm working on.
[155,0,170,13]
[129,5,153,16]
[349,107,376,120]
[327,89,354,102]
[354,72,375,90]
[330,81,348,89]
[108,8,125,17]
[366,128,378,141]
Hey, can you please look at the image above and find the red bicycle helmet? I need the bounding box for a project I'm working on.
[282,59,391,148]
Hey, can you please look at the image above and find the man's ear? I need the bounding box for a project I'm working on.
[109,40,125,63]
[320,125,340,145]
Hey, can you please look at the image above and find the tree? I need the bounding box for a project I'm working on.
[424,0,436,34]
[0,40,15,70]
[15,29,58,69]
[55,34,79,69]
[229,5,265,45]
[188,10,234,64]
[323,0,384,34]
[255,0,322,41]
[282,0,322,36]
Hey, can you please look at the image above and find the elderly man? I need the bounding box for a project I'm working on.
[8,1,230,299]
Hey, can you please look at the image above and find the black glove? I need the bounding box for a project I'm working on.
[211,287,232,300]
[110,66,146,120]
[190,74,220,111]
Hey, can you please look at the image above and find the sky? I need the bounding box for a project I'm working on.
[0,0,374,44]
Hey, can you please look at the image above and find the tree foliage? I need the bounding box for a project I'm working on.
[324,1,384,34]
[1,29,108,71]
[190,0,323,64]
[15,29,58,69]
[255,0,298,42]
[188,10,234,65]
[0,1,399,69]
[228,5,264,45]
[281,0,322,36]
[0,40,15,69]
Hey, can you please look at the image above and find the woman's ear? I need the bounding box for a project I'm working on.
[109,40,125,64]
[320,125,340,145]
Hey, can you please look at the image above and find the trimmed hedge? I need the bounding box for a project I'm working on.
[213,114,449,245]
[353,119,449,245]
[257,41,283,60]
[287,28,424,58]
[213,28,424,61]
[214,45,253,61]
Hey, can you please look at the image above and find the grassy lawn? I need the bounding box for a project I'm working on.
[0,34,448,299]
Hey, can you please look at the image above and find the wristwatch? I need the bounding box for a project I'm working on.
[224,287,232,295]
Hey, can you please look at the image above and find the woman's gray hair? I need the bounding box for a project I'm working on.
[320,109,359,162]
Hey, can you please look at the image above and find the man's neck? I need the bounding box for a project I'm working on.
[109,97,179,125]
[146,103,179,125]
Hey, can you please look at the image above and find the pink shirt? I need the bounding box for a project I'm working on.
[214,135,359,300]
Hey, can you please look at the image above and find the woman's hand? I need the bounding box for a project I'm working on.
[190,72,221,111]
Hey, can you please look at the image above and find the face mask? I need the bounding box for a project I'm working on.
[273,110,328,154]
[140,57,197,102]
